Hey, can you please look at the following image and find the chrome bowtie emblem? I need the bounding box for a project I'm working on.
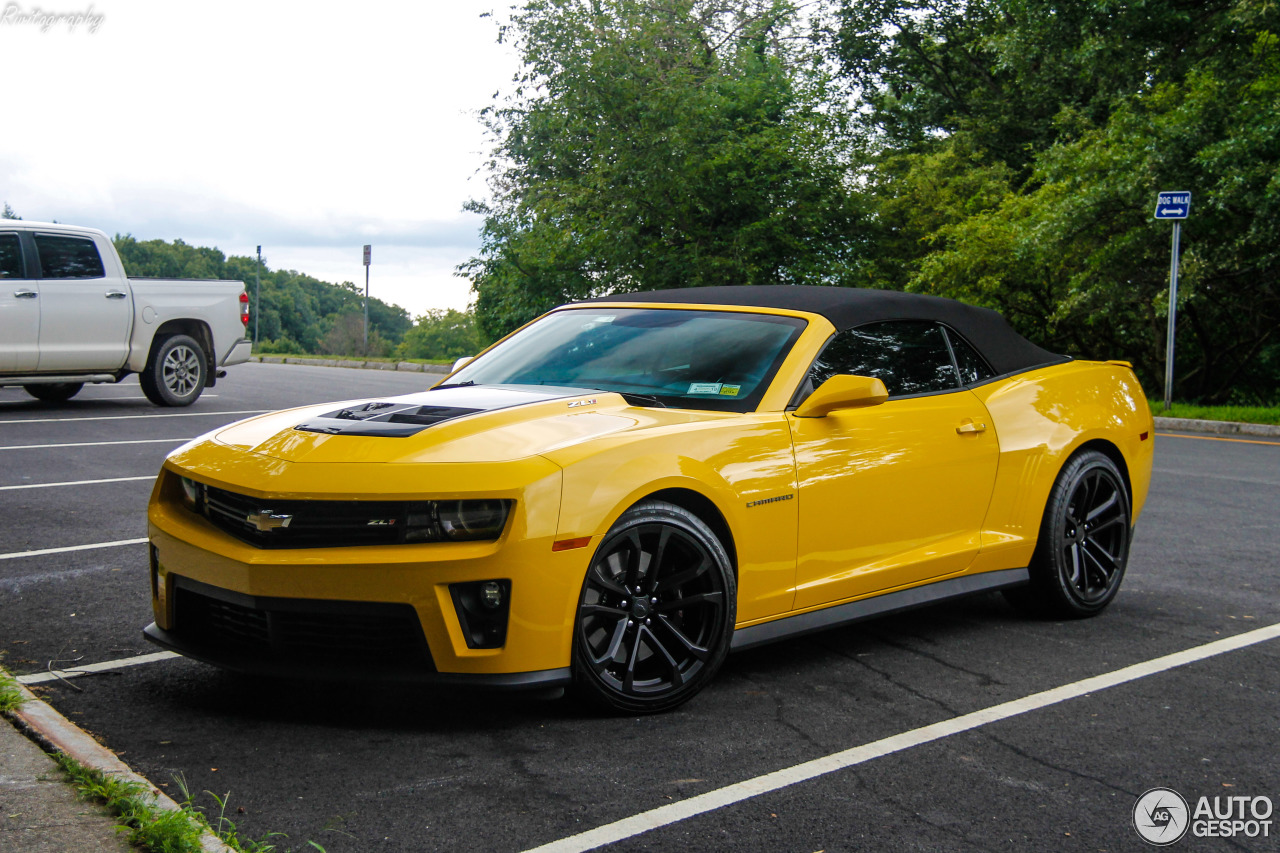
[246,510,293,532]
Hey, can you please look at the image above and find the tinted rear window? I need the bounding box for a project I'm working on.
[0,234,23,278]
[36,234,105,279]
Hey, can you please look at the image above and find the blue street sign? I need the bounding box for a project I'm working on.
[1155,191,1191,219]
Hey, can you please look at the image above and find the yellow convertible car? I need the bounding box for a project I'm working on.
[145,286,1153,712]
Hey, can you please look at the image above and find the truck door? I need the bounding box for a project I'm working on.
[0,231,40,371]
[33,232,131,371]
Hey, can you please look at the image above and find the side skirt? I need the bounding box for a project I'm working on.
[730,568,1030,652]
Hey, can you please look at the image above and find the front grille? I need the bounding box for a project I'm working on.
[202,485,411,549]
[174,580,434,670]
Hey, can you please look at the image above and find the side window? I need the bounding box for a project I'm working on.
[0,234,23,278]
[809,321,960,397]
[943,327,995,385]
[35,234,105,279]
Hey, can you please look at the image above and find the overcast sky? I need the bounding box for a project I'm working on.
[0,0,521,319]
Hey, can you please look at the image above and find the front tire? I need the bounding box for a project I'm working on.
[140,334,206,407]
[572,500,736,714]
[1005,449,1131,618]
[24,383,83,403]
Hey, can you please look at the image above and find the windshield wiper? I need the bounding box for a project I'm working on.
[433,380,476,390]
[615,391,668,408]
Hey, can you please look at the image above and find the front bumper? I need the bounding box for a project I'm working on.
[147,457,589,683]
[142,621,571,689]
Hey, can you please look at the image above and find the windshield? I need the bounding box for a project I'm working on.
[447,307,807,412]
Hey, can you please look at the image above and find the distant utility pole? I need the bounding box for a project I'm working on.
[254,245,262,344]
[1154,191,1191,411]
[362,244,372,350]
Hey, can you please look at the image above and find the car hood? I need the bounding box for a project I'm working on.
[205,385,728,464]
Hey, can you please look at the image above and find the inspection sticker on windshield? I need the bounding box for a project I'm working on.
[719,385,741,396]
[688,383,723,395]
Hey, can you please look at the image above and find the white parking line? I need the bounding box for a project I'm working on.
[0,438,192,451]
[0,409,265,425]
[0,476,154,491]
[525,622,1280,853]
[16,651,180,685]
[0,394,218,403]
[0,538,148,561]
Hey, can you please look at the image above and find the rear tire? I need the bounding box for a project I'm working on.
[140,334,206,407]
[24,383,83,403]
[571,500,735,714]
[1004,449,1131,619]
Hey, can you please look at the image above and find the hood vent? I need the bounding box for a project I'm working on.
[295,402,482,437]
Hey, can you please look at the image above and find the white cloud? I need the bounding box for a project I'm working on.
[0,0,518,316]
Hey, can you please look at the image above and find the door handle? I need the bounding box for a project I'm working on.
[956,420,987,435]
[13,289,37,299]
[105,290,128,299]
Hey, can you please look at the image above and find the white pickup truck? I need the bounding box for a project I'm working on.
[0,221,252,406]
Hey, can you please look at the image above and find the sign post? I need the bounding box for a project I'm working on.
[362,244,372,350]
[254,245,262,345]
[1154,191,1190,411]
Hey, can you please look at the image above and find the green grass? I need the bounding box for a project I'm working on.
[0,667,25,713]
[53,757,324,852]
[1151,402,1280,426]
[0,667,321,853]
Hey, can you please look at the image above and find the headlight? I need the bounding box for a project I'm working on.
[405,500,512,543]
[179,476,205,512]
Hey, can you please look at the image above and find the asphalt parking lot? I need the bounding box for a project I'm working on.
[2,363,1277,852]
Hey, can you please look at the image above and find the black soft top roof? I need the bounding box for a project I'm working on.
[586,285,1066,376]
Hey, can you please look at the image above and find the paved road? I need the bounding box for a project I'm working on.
[1,365,1276,852]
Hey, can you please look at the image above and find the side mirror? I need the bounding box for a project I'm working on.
[450,356,473,373]
[792,375,889,418]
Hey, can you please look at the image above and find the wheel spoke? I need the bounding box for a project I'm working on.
[654,590,723,614]
[640,625,686,687]
[622,528,647,587]
[1086,490,1118,522]
[1067,543,1083,588]
[589,560,629,596]
[589,617,630,669]
[622,626,643,693]
[654,556,710,592]
[580,602,627,619]
[653,613,711,662]
[1090,514,1126,535]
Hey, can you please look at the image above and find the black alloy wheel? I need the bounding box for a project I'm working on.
[572,500,735,713]
[1006,448,1132,618]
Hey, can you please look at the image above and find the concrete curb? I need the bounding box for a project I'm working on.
[1153,416,1280,438]
[250,355,450,374]
[6,681,234,853]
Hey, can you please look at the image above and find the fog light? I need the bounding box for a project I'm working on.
[449,580,512,649]
[480,581,504,610]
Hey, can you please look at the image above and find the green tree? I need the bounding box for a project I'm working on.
[465,0,869,339]
[395,309,485,361]
[114,236,412,355]
[1,202,19,220]
[837,0,1280,403]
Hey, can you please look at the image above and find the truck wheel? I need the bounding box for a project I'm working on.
[25,383,84,403]
[140,334,206,407]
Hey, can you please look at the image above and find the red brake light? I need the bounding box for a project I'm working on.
[239,291,250,327]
